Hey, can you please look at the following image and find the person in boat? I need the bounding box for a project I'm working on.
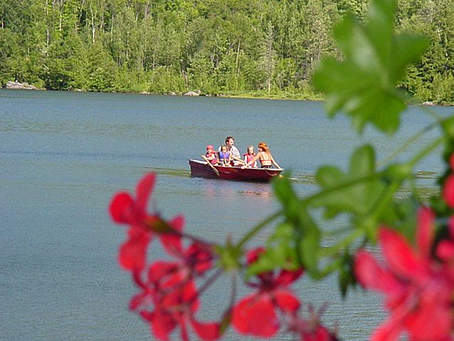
[204,145,218,165]
[218,145,232,166]
[244,142,281,169]
[243,145,257,168]
[219,136,243,165]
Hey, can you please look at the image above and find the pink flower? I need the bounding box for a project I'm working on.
[109,173,183,272]
[232,247,303,337]
[354,208,454,341]
[443,174,454,208]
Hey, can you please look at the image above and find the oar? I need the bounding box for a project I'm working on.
[201,155,220,177]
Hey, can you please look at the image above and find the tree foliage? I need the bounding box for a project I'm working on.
[0,0,452,103]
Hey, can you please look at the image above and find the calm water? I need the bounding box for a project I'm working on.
[1,89,452,341]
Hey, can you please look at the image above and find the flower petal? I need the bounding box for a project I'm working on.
[143,310,176,341]
[379,228,426,280]
[160,215,184,256]
[119,226,151,271]
[246,247,266,265]
[275,269,304,287]
[232,294,279,337]
[190,319,220,341]
[109,192,135,224]
[436,240,454,261]
[273,290,300,313]
[354,249,402,293]
[135,173,156,213]
[416,207,435,259]
[371,318,403,341]
[148,261,180,286]
[443,175,454,208]
[405,302,452,340]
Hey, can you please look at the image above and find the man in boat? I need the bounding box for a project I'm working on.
[218,136,243,166]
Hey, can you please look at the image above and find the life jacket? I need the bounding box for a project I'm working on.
[244,153,257,167]
[206,151,218,164]
[244,153,255,164]
[219,151,230,163]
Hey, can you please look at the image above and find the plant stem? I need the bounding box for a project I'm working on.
[302,172,384,205]
[235,173,385,249]
[319,228,364,257]
[377,122,438,167]
[408,136,444,168]
[236,209,281,249]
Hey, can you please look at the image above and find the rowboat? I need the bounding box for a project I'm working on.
[188,159,282,182]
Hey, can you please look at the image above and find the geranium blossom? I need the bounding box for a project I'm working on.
[232,247,303,337]
[140,279,220,341]
[109,173,183,272]
[354,207,454,341]
[130,240,214,311]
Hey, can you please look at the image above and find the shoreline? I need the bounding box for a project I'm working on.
[2,84,453,106]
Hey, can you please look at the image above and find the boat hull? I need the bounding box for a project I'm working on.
[189,159,282,182]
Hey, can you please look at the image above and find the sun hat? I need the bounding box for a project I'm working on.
[206,145,214,150]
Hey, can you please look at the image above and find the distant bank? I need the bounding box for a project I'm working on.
[2,81,452,106]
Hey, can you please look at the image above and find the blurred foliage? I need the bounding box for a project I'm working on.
[241,0,452,299]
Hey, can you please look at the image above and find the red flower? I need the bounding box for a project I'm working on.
[128,238,217,341]
[354,208,454,341]
[140,280,220,341]
[232,247,303,337]
[109,173,184,272]
[130,240,214,312]
[443,174,454,208]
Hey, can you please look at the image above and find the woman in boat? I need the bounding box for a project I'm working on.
[244,142,281,169]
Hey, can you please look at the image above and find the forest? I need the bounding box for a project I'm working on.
[0,0,452,103]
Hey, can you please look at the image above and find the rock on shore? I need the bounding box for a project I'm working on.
[184,90,201,96]
[5,81,38,90]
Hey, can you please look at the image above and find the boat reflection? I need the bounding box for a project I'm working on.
[199,180,273,200]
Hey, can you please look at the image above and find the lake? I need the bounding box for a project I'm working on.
[1,89,451,340]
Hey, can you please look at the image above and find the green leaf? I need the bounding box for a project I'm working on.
[273,173,300,221]
[313,144,386,219]
[246,223,298,276]
[297,208,321,274]
[312,0,428,134]
[442,116,454,139]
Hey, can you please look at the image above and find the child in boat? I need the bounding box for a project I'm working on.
[243,145,257,168]
[218,145,231,166]
[204,145,218,165]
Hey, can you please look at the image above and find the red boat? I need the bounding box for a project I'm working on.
[188,159,282,182]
